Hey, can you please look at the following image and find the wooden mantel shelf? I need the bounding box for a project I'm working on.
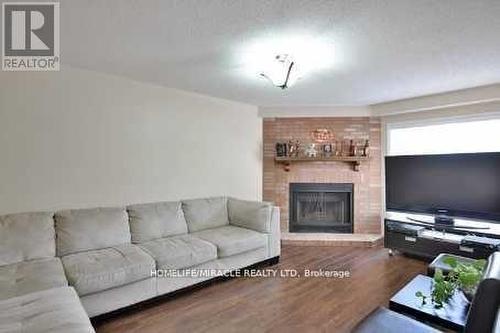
[274,156,370,172]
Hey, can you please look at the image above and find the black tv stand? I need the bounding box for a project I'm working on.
[385,211,500,260]
[405,217,491,230]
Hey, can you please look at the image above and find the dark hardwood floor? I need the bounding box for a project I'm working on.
[94,245,427,333]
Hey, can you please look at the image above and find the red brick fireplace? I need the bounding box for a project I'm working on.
[263,117,382,236]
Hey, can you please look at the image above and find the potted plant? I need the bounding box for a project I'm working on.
[416,257,486,308]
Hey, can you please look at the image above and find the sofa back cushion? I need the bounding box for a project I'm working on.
[0,212,55,266]
[127,201,188,243]
[55,207,131,256]
[182,197,229,232]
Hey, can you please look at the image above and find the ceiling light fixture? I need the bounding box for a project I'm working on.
[239,34,335,89]
[259,54,300,89]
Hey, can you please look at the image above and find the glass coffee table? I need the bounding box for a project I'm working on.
[389,274,470,331]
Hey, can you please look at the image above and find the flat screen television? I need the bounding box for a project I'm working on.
[385,152,500,222]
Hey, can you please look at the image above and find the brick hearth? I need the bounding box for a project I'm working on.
[263,117,383,237]
[281,232,384,247]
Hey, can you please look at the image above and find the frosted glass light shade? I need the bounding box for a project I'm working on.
[260,54,300,89]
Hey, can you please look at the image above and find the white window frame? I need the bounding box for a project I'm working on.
[385,112,500,156]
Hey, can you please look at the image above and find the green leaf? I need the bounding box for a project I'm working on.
[417,259,485,307]
[443,256,458,268]
[434,269,444,282]
[415,291,427,305]
[473,259,487,270]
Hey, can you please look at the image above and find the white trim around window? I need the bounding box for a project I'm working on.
[385,111,500,156]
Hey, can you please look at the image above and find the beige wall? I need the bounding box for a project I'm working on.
[0,66,262,214]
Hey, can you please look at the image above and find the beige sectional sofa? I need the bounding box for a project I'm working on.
[0,197,280,332]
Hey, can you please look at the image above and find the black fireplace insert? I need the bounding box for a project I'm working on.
[289,183,354,233]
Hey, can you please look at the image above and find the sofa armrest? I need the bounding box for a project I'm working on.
[465,252,500,333]
[269,206,281,257]
[227,198,274,233]
[227,198,281,258]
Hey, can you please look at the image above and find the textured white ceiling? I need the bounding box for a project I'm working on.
[59,0,500,106]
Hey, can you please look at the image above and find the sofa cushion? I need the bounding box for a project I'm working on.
[192,225,267,258]
[182,197,229,232]
[61,244,155,296]
[55,207,131,256]
[127,201,188,243]
[0,286,95,333]
[0,211,55,266]
[228,198,273,233]
[139,234,217,270]
[0,257,68,300]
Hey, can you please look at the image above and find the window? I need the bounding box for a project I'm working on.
[387,118,500,156]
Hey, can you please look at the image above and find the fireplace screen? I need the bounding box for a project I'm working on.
[289,183,353,233]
